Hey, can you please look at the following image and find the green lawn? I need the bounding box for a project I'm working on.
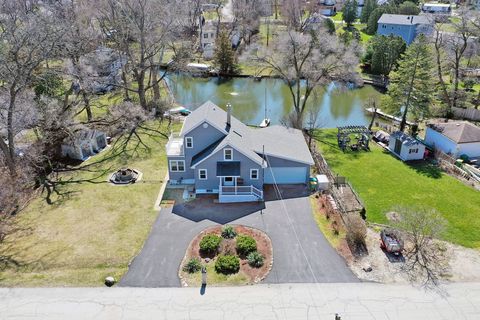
[315,129,480,248]
[331,12,343,22]
[0,121,177,286]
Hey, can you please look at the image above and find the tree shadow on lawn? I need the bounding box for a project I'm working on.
[380,149,443,179]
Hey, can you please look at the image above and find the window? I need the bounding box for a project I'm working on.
[225,177,233,182]
[199,169,207,180]
[185,137,193,148]
[203,33,208,38]
[170,160,185,172]
[250,169,259,180]
[224,148,233,161]
[211,33,214,38]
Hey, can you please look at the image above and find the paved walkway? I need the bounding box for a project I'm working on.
[1,283,479,319]
[120,186,357,287]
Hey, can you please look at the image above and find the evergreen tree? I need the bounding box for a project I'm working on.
[387,35,434,131]
[370,35,406,76]
[366,7,386,35]
[360,0,377,24]
[213,29,239,74]
[398,1,420,15]
[343,0,358,27]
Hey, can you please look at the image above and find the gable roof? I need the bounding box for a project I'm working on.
[428,121,480,144]
[378,14,430,26]
[391,131,423,147]
[185,101,314,167]
[180,101,230,136]
[251,125,315,165]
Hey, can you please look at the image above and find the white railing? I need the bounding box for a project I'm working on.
[219,184,263,200]
[166,132,184,156]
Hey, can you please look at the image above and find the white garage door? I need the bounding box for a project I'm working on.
[264,167,307,184]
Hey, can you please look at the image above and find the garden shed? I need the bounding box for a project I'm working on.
[388,131,425,161]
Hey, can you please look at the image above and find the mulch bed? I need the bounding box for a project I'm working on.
[180,225,273,286]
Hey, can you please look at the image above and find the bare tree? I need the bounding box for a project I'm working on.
[394,206,450,288]
[0,1,63,176]
[257,30,358,128]
[232,0,261,45]
[433,7,477,114]
[280,0,312,31]
[97,0,175,111]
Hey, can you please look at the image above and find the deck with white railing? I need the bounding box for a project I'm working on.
[218,184,263,203]
[166,132,184,156]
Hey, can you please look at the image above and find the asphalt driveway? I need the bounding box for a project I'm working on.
[120,186,358,287]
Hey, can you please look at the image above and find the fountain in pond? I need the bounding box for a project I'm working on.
[109,168,142,185]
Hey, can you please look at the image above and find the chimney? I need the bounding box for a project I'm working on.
[226,103,232,127]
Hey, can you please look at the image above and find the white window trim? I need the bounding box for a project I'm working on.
[185,136,193,149]
[169,160,185,172]
[250,169,259,180]
[224,148,233,161]
[198,169,207,180]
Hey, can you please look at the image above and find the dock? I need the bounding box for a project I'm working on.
[365,108,417,127]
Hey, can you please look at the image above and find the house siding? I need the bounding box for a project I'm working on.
[377,23,417,44]
[194,145,263,191]
[425,127,459,156]
[168,121,226,182]
[424,127,480,158]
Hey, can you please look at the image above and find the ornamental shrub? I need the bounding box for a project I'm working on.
[215,254,240,274]
[199,234,221,254]
[182,258,201,273]
[247,251,264,268]
[221,225,237,239]
[236,235,257,255]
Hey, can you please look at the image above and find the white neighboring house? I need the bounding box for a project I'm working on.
[388,131,425,161]
[200,20,217,59]
[422,2,452,14]
[424,121,480,158]
[61,129,107,161]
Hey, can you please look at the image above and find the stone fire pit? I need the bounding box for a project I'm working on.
[109,168,142,185]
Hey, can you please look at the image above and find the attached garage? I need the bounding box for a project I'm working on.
[264,167,308,184]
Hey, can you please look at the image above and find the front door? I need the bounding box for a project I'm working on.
[223,177,234,186]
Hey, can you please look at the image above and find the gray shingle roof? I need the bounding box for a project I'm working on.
[391,131,422,146]
[378,14,430,26]
[429,121,480,144]
[184,101,314,166]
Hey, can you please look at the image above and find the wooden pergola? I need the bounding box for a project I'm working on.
[337,126,371,152]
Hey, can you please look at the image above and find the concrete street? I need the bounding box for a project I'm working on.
[1,282,479,319]
[120,186,357,287]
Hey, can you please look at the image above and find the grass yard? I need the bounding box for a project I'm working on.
[0,121,178,286]
[315,129,480,248]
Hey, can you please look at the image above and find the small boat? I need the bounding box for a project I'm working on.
[164,106,191,117]
[259,118,271,128]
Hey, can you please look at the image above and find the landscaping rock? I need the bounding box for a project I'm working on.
[104,276,115,287]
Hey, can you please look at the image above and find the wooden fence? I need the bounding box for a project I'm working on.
[452,107,480,122]
[308,136,364,216]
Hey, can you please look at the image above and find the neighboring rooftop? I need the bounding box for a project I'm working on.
[428,121,480,144]
[377,14,430,26]
[182,101,315,166]
[390,131,423,146]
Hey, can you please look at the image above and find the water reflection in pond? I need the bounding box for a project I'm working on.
[165,74,384,128]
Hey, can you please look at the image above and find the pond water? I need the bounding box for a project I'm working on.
[166,74,384,128]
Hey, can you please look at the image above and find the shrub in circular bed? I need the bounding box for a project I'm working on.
[199,234,222,254]
[247,251,265,268]
[236,235,257,255]
[215,254,240,274]
[182,258,202,273]
[221,225,237,239]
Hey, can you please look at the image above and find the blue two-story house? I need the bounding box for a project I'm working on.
[376,14,432,45]
[166,101,314,203]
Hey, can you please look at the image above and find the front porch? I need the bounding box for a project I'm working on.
[218,176,263,203]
